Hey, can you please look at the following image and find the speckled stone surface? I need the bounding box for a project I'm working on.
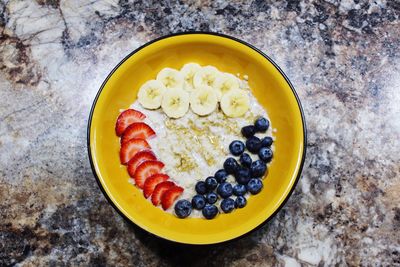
[0,0,399,266]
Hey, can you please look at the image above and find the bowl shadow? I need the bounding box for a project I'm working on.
[124,218,262,266]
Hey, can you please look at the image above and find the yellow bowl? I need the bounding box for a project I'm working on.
[88,33,306,245]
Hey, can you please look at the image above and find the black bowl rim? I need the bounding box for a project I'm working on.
[87,31,307,246]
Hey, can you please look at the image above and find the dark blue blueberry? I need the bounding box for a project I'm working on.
[206,192,218,204]
[259,147,273,163]
[205,176,218,191]
[246,136,262,153]
[174,200,192,218]
[191,195,206,210]
[254,117,269,132]
[247,178,263,194]
[223,157,239,174]
[239,153,252,168]
[233,184,247,196]
[229,140,245,156]
[217,182,233,198]
[234,167,251,185]
[202,204,218,219]
[241,125,256,138]
[214,169,228,183]
[250,160,267,178]
[261,136,273,147]
[235,196,247,208]
[220,198,235,213]
[195,181,207,195]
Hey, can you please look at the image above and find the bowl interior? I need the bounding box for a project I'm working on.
[89,33,305,244]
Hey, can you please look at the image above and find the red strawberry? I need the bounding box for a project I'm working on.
[151,181,175,206]
[143,173,169,198]
[121,122,156,144]
[161,186,184,210]
[133,160,165,188]
[127,150,157,177]
[120,138,150,164]
[115,109,146,136]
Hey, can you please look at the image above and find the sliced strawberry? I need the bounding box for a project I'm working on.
[121,122,156,144]
[115,109,146,136]
[127,150,157,177]
[133,160,165,188]
[161,186,184,210]
[151,181,175,206]
[143,173,169,198]
[120,138,150,164]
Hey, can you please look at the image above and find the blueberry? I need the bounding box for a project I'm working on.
[247,178,263,194]
[205,176,218,191]
[250,160,267,178]
[202,204,218,219]
[235,196,247,208]
[246,136,262,153]
[195,181,207,195]
[223,157,239,174]
[259,147,273,163]
[241,125,256,138]
[229,140,245,156]
[191,195,206,210]
[239,153,252,168]
[174,200,192,218]
[217,182,233,198]
[234,167,251,185]
[214,169,228,183]
[206,192,218,204]
[220,198,235,213]
[254,117,269,132]
[233,184,247,196]
[261,136,273,147]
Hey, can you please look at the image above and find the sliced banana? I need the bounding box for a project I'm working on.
[156,68,184,89]
[214,73,240,100]
[190,86,218,116]
[137,79,166,109]
[161,88,190,118]
[180,63,201,91]
[193,66,220,89]
[215,89,222,102]
[220,89,250,118]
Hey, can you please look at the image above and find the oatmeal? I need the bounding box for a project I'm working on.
[116,63,274,219]
[129,78,273,217]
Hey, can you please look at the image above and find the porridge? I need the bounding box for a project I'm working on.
[115,63,274,219]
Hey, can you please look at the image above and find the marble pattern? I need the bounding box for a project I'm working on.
[0,0,399,266]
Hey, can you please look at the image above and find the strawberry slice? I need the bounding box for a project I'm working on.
[127,150,157,177]
[115,109,146,136]
[121,122,156,144]
[161,186,184,210]
[133,160,165,188]
[143,173,169,198]
[120,138,150,164]
[151,181,175,206]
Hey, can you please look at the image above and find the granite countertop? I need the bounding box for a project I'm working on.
[1,0,399,266]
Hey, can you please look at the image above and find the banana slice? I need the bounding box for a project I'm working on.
[215,90,222,102]
[214,73,240,100]
[137,80,166,109]
[220,89,250,117]
[156,68,184,89]
[190,86,218,116]
[161,88,190,118]
[193,66,220,89]
[180,63,201,91]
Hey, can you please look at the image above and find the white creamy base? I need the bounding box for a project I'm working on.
[129,87,274,218]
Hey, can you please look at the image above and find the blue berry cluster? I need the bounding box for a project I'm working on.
[174,116,274,219]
